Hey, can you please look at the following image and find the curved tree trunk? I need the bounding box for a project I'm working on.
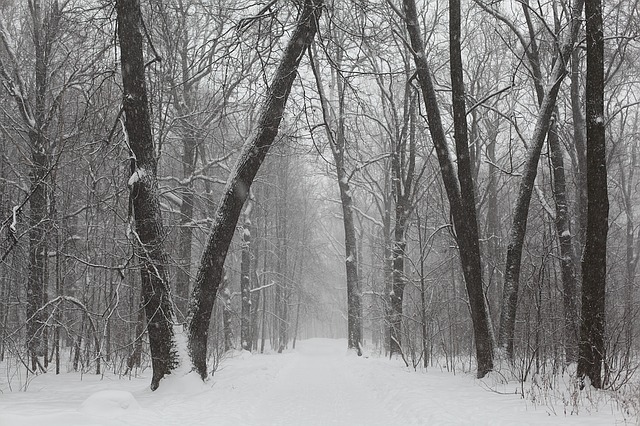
[187,0,322,379]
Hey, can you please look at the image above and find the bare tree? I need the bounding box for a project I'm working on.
[399,0,494,377]
[188,0,323,380]
[117,0,178,390]
[578,0,608,389]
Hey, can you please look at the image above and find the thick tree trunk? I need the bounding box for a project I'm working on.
[27,141,48,371]
[402,0,494,377]
[117,0,178,391]
[578,0,608,389]
[187,0,322,379]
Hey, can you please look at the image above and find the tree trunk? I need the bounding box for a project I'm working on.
[548,125,579,363]
[571,50,588,256]
[497,0,584,358]
[578,0,608,389]
[175,133,196,322]
[221,272,233,352]
[187,0,322,379]
[402,0,494,377]
[117,0,178,391]
[240,196,254,352]
[309,44,362,355]
[27,139,48,371]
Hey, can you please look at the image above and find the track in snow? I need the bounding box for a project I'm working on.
[0,338,629,425]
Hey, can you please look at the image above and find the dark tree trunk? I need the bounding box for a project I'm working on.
[27,140,48,371]
[578,0,608,389]
[187,0,322,379]
[402,0,494,377]
[449,0,494,376]
[497,0,584,358]
[117,0,178,391]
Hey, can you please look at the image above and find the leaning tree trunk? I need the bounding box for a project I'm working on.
[497,0,584,358]
[187,0,322,380]
[117,0,178,391]
[578,0,608,389]
[402,0,494,377]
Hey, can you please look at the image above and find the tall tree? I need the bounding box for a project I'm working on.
[188,0,323,379]
[0,0,67,371]
[578,0,608,389]
[117,0,178,391]
[400,0,494,377]
[476,0,585,358]
[310,27,363,355]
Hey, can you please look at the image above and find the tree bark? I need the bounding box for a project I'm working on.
[497,0,584,358]
[240,195,254,352]
[578,0,608,389]
[187,0,322,379]
[175,132,196,322]
[402,0,494,377]
[117,0,178,391]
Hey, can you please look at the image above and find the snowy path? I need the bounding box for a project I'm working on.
[0,339,632,425]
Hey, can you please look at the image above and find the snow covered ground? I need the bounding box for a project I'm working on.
[0,339,635,425]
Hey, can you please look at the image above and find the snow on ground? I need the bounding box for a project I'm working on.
[0,339,635,425]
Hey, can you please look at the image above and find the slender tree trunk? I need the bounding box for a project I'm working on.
[27,138,48,371]
[240,196,254,351]
[310,45,362,355]
[117,0,178,391]
[578,0,608,388]
[187,0,322,379]
[571,50,588,255]
[175,133,196,322]
[221,272,233,352]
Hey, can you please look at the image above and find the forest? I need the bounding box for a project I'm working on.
[0,0,637,420]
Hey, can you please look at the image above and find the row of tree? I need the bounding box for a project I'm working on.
[0,0,630,392]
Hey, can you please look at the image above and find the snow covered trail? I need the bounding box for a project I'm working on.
[0,339,632,425]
